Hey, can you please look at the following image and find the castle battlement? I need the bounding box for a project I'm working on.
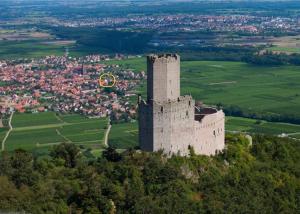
[148,54,179,64]
[139,54,225,157]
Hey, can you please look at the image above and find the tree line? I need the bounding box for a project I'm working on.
[242,52,300,66]
[0,134,299,213]
[221,104,300,125]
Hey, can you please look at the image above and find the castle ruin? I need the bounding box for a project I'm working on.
[138,54,225,156]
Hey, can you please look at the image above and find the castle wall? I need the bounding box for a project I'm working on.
[152,96,194,156]
[139,101,153,151]
[193,111,225,155]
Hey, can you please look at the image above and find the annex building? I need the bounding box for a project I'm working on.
[138,54,225,156]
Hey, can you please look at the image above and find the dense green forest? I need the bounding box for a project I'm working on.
[0,134,299,213]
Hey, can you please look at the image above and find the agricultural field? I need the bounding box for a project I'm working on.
[0,28,76,59]
[108,122,138,149]
[4,112,108,154]
[11,112,62,128]
[2,112,300,153]
[104,57,146,73]
[108,58,300,118]
[0,40,73,59]
[267,35,300,54]
[226,116,300,138]
[268,46,300,54]
[0,128,8,143]
[180,61,300,119]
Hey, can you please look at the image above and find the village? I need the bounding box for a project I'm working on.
[0,54,145,123]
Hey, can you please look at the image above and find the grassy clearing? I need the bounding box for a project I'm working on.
[6,113,108,152]
[108,122,138,149]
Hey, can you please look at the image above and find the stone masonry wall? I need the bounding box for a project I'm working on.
[193,110,225,155]
[152,96,195,156]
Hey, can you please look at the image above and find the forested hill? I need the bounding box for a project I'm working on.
[0,134,299,213]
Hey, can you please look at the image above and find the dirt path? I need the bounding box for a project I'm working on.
[103,119,112,147]
[54,113,65,123]
[56,129,72,143]
[2,112,14,151]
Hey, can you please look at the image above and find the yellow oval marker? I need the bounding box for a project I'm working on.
[99,73,116,88]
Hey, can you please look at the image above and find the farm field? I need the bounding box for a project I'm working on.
[107,58,300,118]
[2,112,300,153]
[108,122,138,149]
[268,46,300,54]
[0,40,75,59]
[0,128,8,143]
[11,112,62,128]
[0,28,78,59]
[267,35,300,54]
[104,57,146,73]
[4,112,108,153]
[226,116,300,137]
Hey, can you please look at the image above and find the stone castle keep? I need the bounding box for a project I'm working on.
[138,54,225,156]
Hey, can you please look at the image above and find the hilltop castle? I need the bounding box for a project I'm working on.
[138,54,225,156]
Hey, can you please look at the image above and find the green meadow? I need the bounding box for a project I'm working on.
[107,58,300,118]
[108,122,138,149]
[4,112,108,153]
[0,40,73,59]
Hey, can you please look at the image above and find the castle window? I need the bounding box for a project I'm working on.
[161,107,163,113]
[189,101,191,106]
[186,111,188,116]
[213,130,216,136]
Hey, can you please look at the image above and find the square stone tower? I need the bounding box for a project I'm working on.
[147,54,180,102]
